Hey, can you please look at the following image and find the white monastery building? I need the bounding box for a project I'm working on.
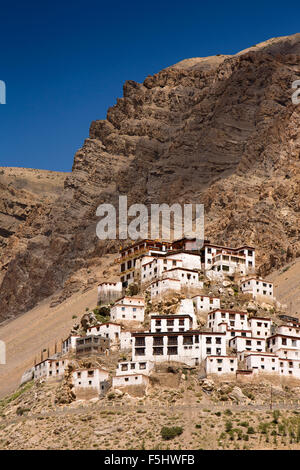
[193,295,220,314]
[205,356,237,375]
[131,331,226,367]
[241,278,273,299]
[87,322,121,344]
[244,353,279,374]
[62,335,81,355]
[248,317,272,338]
[201,243,255,277]
[34,358,68,381]
[150,314,194,333]
[110,296,145,322]
[207,309,249,331]
[72,367,109,395]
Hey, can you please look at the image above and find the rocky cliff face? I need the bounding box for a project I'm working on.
[0,168,67,275]
[0,33,300,321]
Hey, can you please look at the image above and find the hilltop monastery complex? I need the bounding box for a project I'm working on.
[21,238,300,399]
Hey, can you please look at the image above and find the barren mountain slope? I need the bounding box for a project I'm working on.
[0,34,300,321]
[269,258,300,316]
[0,168,68,267]
[0,252,117,398]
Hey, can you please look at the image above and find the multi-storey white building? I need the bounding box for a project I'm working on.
[274,348,300,360]
[278,358,300,378]
[193,295,220,314]
[241,278,273,299]
[119,330,133,350]
[72,367,109,395]
[277,324,300,337]
[201,243,255,276]
[149,267,204,299]
[162,267,202,288]
[267,334,300,355]
[207,309,249,331]
[150,314,193,333]
[87,322,122,344]
[115,360,154,376]
[141,252,201,285]
[119,238,202,288]
[110,296,145,322]
[97,282,122,305]
[119,239,173,288]
[205,356,237,375]
[217,323,252,344]
[141,256,182,284]
[131,331,226,367]
[229,336,266,353]
[86,322,134,350]
[34,358,68,381]
[248,317,272,338]
[62,335,81,355]
[245,353,279,374]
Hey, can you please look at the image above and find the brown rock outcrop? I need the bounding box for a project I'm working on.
[1,34,300,321]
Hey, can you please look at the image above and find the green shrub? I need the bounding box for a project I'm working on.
[126,283,139,296]
[259,422,268,434]
[16,407,30,416]
[225,421,233,432]
[272,410,280,424]
[247,426,255,435]
[161,426,183,440]
[240,421,249,427]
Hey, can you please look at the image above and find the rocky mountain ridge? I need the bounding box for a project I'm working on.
[0,33,300,321]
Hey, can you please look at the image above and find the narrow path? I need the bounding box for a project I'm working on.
[2,401,300,426]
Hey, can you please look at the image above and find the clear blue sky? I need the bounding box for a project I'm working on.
[0,0,298,172]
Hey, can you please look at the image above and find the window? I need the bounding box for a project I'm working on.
[153,347,163,355]
[135,348,145,356]
[153,337,163,346]
[135,337,145,346]
[168,336,178,346]
[167,347,178,355]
